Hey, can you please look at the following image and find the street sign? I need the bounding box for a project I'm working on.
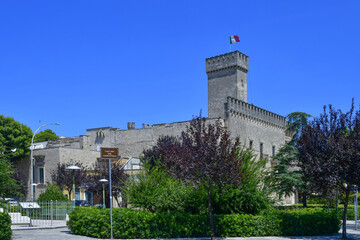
[19,202,41,209]
[101,148,118,159]
[100,147,118,239]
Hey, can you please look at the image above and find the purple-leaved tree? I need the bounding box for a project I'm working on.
[50,161,88,200]
[297,99,360,239]
[161,117,242,240]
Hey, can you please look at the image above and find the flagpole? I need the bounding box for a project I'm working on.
[229,36,231,52]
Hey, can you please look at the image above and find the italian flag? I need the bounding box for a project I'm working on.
[230,35,240,44]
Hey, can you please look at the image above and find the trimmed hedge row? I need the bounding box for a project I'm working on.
[278,204,358,220]
[0,212,12,240]
[279,208,340,236]
[67,208,340,239]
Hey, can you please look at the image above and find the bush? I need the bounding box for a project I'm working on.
[68,207,340,238]
[212,187,271,215]
[124,166,208,214]
[0,212,12,240]
[38,184,68,201]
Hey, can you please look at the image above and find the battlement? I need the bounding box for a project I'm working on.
[206,51,249,74]
[226,97,286,128]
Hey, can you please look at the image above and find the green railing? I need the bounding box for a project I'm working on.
[5,200,74,226]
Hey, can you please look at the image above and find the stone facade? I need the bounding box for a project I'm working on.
[17,50,293,203]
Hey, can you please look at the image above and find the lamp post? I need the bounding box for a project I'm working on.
[99,179,108,209]
[29,183,38,227]
[65,165,81,207]
[30,122,60,201]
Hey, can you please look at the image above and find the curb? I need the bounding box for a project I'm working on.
[12,225,67,231]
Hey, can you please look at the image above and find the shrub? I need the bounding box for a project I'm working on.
[68,207,340,239]
[0,212,12,240]
[38,184,68,201]
[124,165,208,214]
[125,163,270,215]
[212,187,271,215]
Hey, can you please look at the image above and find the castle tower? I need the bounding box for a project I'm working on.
[206,51,249,119]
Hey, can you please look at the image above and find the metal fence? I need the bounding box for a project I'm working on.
[5,201,74,227]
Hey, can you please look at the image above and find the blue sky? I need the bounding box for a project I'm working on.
[1,1,359,137]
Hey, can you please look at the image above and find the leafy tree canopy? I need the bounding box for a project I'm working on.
[266,144,304,198]
[38,184,68,201]
[286,112,312,144]
[0,158,20,198]
[34,129,59,143]
[0,115,32,163]
[266,112,311,206]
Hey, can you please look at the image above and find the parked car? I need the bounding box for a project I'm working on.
[75,200,90,207]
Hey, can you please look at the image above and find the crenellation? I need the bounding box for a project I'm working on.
[226,97,286,129]
[142,123,152,129]
[206,51,249,74]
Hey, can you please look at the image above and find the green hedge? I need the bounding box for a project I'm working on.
[279,208,340,236]
[278,204,359,220]
[0,212,12,240]
[68,208,340,239]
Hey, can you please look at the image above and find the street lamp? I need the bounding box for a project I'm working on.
[99,179,108,209]
[30,122,60,201]
[65,165,81,206]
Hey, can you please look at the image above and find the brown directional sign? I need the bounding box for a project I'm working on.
[101,148,119,159]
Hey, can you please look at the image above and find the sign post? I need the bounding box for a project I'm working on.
[101,148,118,240]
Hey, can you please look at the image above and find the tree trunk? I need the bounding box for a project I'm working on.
[207,187,215,240]
[302,192,307,207]
[342,189,350,239]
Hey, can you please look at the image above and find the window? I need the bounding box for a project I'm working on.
[38,167,44,184]
[249,140,253,149]
[272,146,275,157]
[260,143,263,159]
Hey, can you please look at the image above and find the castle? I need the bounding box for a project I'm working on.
[17,50,293,204]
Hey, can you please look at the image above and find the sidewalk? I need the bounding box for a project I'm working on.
[11,220,67,230]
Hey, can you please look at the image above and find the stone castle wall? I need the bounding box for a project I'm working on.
[86,119,221,159]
